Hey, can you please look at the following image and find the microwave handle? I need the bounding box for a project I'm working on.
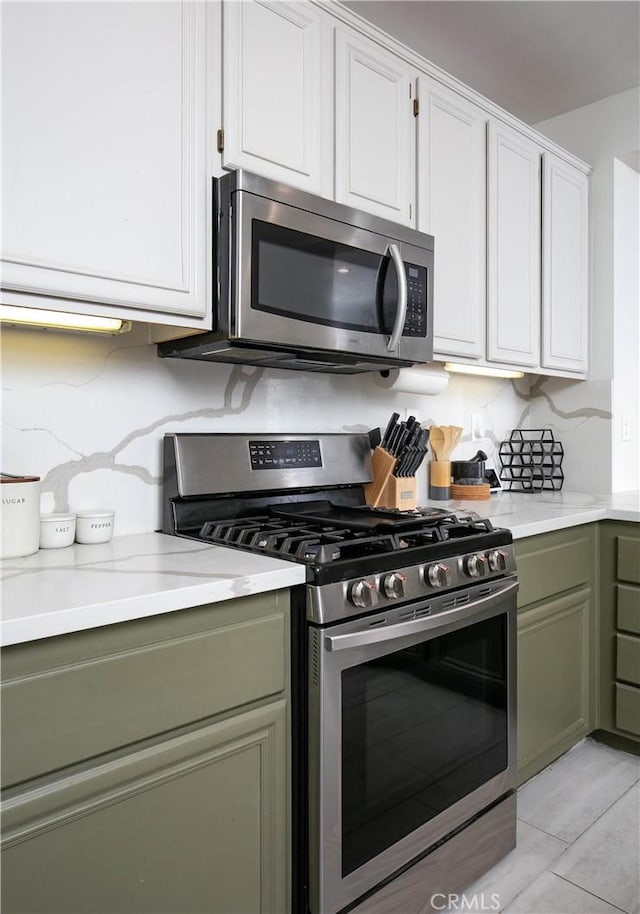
[386,243,408,352]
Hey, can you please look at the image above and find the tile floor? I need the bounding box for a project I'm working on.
[448,738,640,914]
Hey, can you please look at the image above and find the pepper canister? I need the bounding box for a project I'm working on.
[1,475,41,559]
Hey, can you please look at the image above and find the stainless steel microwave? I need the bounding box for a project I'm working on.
[159,170,434,373]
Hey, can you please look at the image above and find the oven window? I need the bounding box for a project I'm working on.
[252,220,425,335]
[341,615,508,876]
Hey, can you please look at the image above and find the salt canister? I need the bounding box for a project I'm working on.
[39,513,76,549]
[1,475,41,559]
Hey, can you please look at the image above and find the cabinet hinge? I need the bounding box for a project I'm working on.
[217,128,224,154]
[413,98,420,118]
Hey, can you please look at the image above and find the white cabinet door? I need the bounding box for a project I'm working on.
[542,154,589,374]
[222,0,330,196]
[335,28,415,226]
[418,78,486,359]
[1,1,208,322]
[487,122,541,367]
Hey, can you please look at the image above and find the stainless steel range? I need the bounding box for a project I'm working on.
[163,432,518,914]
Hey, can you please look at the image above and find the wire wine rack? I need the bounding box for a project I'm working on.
[499,429,564,492]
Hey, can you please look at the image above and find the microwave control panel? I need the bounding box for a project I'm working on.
[403,264,427,337]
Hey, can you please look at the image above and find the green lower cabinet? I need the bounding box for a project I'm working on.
[599,521,640,743]
[2,701,287,914]
[1,590,291,914]
[515,525,597,784]
[517,589,591,782]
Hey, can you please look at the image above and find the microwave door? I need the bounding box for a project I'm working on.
[234,194,404,360]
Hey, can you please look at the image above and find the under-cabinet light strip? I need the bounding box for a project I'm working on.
[444,362,525,380]
[0,305,128,334]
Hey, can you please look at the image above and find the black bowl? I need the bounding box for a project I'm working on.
[451,460,485,484]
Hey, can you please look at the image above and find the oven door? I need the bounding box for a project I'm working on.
[308,578,517,914]
[231,190,433,364]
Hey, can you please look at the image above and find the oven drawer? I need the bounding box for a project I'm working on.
[1,591,287,788]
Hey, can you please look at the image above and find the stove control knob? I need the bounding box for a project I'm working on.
[349,579,378,609]
[425,562,450,588]
[465,553,488,578]
[487,549,507,572]
[383,572,407,600]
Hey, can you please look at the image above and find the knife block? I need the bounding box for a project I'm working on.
[364,447,418,510]
[378,474,418,510]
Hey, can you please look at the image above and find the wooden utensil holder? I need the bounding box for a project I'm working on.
[364,447,418,510]
[429,460,451,500]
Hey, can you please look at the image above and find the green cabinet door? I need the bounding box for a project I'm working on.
[515,525,597,784]
[1,700,288,914]
[517,589,590,783]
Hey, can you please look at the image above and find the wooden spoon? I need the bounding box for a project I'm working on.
[429,426,445,461]
[440,426,454,460]
[441,425,464,461]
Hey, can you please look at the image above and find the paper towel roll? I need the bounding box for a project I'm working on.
[373,365,449,397]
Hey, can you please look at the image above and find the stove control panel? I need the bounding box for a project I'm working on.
[248,439,322,470]
[321,544,518,622]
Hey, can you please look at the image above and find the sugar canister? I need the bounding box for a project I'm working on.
[1,474,41,559]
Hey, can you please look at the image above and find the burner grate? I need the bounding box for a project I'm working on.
[199,515,403,564]
[197,510,496,566]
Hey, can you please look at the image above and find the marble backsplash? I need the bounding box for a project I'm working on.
[519,376,613,494]
[1,324,610,534]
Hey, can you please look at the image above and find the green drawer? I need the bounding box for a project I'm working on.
[515,526,593,609]
[618,536,640,584]
[617,585,640,634]
[616,633,640,686]
[1,591,287,789]
[616,683,640,736]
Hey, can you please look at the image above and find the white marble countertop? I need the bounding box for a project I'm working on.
[0,533,306,647]
[1,491,638,647]
[426,489,640,538]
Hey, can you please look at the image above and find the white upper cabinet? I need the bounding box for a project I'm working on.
[417,78,486,359]
[542,153,589,373]
[334,27,416,226]
[1,1,209,323]
[1,0,590,363]
[487,121,541,368]
[222,0,331,196]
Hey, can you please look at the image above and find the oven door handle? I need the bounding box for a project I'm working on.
[324,580,518,652]
[386,243,407,352]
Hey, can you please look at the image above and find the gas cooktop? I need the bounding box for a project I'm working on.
[197,504,496,564]
[163,432,514,587]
